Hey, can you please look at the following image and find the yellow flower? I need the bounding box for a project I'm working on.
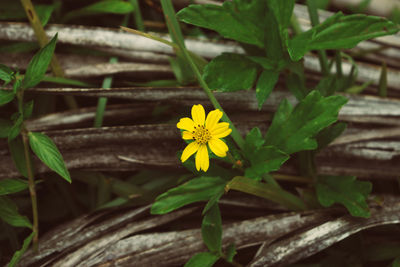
[177,104,232,172]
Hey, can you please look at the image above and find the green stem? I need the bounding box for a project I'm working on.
[160,0,245,149]
[306,0,329,76]
[129,0,145,31]
[22,130,38,252]
[335,51,343,78]
[20,0,78,110]
[94,57,118,128]
[290,13,303,36]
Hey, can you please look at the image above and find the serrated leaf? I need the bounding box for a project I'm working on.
[151,176,227,214]
[9,137,28,178]
[0,118,12,138]
[256,70,279,109]
[244,145,289,180]
[316,175,372,218]
[177,1,267,47]
[289,12,400,61]
[184,252,219,267]
[28,132,71,183]
[8,231,34,267]
[0,196,32,228]
[22,34,58,89]
[0,179,28,195]
[202,203,222,253]
[203,53,258,92]
[62,0,134,22]
[0,90,15,106]
[244,127,265,153]
[265,90,347,154]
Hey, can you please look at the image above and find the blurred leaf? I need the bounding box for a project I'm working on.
[255,69,279,109]
[203,53,258,92]
[316,175,372,218]
[22,34,58,89]
[42,76,94,87]
[0,119,13,138]
[0,64,14,84]
[0,42,39,54]
[151,176,227,214]
[289,12,400,61]
[202,203,222,253]
[265,90,347,154]
[23,100,34,120]
[36,4,55,26]
[363,243,400,261]
[0,90,15,106]
[184,252,219,267]
[62,0,134,22]
[0,179,28,196]
[9,137,28,178]
[8,231,34,267]
[177,0,268,47]
[169,55,195,85]
[316,122,347,150]
[28,132,71,183]
[226,243,236,263]
[315,75,348,96]
[0,196,32,228]
[8,115,23,141]
[393,258,400,267]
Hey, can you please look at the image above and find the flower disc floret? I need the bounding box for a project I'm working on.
[177,104,231,172]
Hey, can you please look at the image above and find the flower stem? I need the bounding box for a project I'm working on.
[19,0,78,110]
[160,0,245,150]
[22,130,39,252]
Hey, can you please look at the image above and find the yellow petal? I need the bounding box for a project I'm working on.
[208,138,228,157]
[205,109,223,130]
[177,117,195,132]
[182,131,194,140]
[210,122,232,138]
[181,142,199,162]
[191,104,205,126]
[195,144,209,171]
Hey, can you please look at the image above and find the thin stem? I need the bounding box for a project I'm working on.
[226,152,244,172]
[129,0,145,31]
[20,0,78,110]
[159,0,245,149]
[335,51,343,78]
[22,130,38,252]
[306,0,329,76]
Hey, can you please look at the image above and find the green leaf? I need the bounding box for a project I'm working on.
[265,90,347,154]
[0,196,32,228]
[0,118,13,138]
[316,175,372,218]
[0,64,14,84]
[202,203,222,253]
[22,34,58,89]
[203,53,258,92]
[0,90,15,106]
[289,12,400,61]
[393,258,400,267]
[28,132,71,183]
[177,0,267,47]
[256,70,279,109]
[316,122,347,150]
[202,189,224,215]
[8,115,23,141]
[227,176,306,211]
[285,61,308,100]
[151,176,227,214]
[244,146,289,180]
[0,179,28,196]
[225,243,236,263]
[8,231,34,267]
[62,0,134,22]
[184,252,219,267]
[36,4,55,26]
[268,0,295,30]
[9,137,29,178]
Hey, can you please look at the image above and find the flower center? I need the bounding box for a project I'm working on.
[193,124,211,144]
